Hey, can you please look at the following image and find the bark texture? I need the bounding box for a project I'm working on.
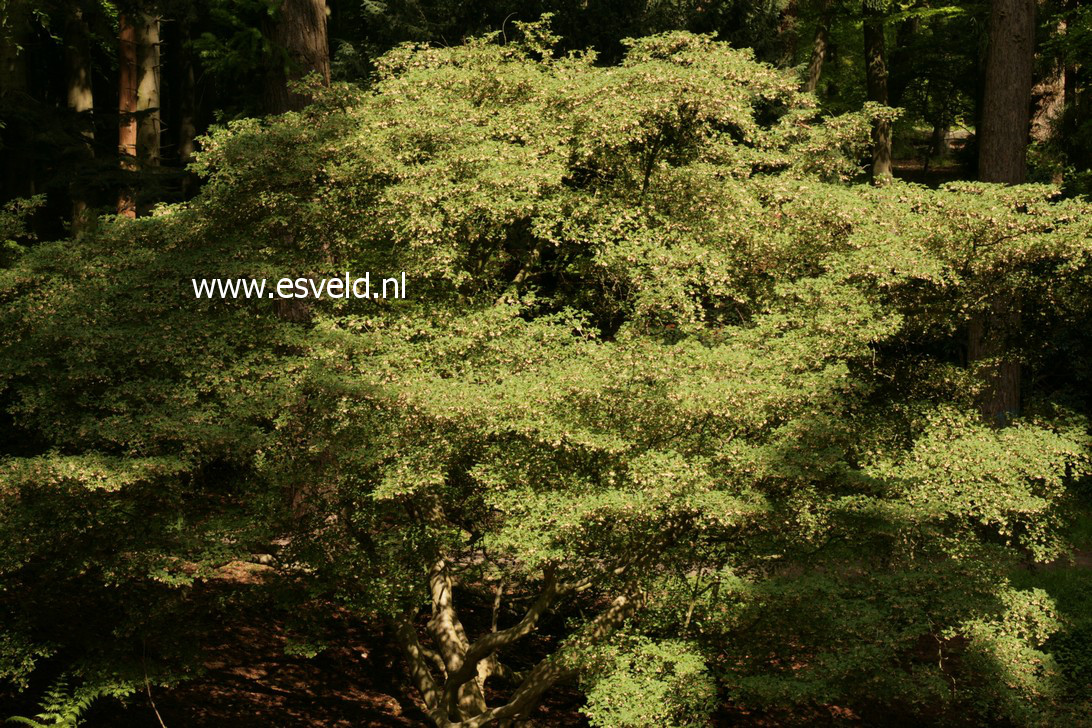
[65,5,95,235]
[803,0,833,93]
[971,0,1035,425]
[264,0,331,114]
[979,0,1035,183]
[178,18,198,198]
[118,14,138,218]
[968,300,1022,426]
[136,13,160,170]
[394,572,644,728]
[863,2,892,181]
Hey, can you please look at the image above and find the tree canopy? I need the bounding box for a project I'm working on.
[3,20,1092,726]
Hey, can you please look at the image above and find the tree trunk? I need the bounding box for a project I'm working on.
[136,13,160,168]
[135,12,160,216]
[803,0,832,94]
[118,14,138,218]
[778,0,799,68]
[889,17,920,109]
[178,18,198,198]
[1,0,31,203]
[968,301,1021,426]
[0,0,28,97]
[863,2,892,181]
[1030,55,1063,146]
[65,5,95,236]
[971,0,1035,425]
[979,0,1035,183]
[929,121,949,158]
[263,0,330,114]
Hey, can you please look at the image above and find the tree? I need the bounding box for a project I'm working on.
[3,19,1092,728]
[974,0,1036,424]
[803,0,834,93]
[135,12,160,171]
[175,10,198,198]
[863,0,892,180]
[979,0,1036,183]
[117,13,137,217]
[263,0,330,113]
[64,4,95,235]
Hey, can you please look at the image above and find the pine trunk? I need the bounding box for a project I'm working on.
[118,14,138,218]
[135,13,160,215]
[967,302,1022,426]
[803,1,832,94]
[178,18,198,198]
[264,0,330,114]
[864,4,892,181]
[1,0,30,202]
[979,0,1035,183]
[66,6,95,235]
[971,0,1035,425]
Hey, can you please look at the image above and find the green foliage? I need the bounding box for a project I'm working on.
[578,637,717,727]
[0,196,39,268]
[6,676,134,727]
[3,19,1092,725]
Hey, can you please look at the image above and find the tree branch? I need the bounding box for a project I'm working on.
[441,569,560,709]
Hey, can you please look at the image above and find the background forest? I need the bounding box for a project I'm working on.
[2,1,1092,727]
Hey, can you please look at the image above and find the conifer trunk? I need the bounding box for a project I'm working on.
[178,18,198,198]
[979,0,1035,183]
[803,0,833,93]
[135,13,160,215]
[65,6,95,235]
[972,0,1035,425]
[118,14,138,218]
[863,2,892,181]
[1,0,31,202]
[263,0,330,114]
[136,14,160,169]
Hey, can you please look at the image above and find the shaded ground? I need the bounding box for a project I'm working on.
[892,129,974,188]
[892,159,969,188]
[80,573,589,727]
[93,618,431,727]
[89,619,590,727]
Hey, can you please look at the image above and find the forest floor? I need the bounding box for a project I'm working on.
[89,616,590,728]
[89,517,1088,728]
[90,584,589,727]
[891,159,968,187]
